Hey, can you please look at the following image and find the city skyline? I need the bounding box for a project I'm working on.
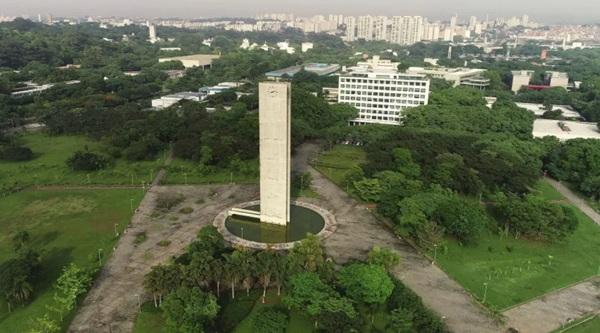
[1,0,599,24]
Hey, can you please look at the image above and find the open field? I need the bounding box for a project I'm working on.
[434,181,600,311]
[0,133,165,191]
[161,158,258,185]
[312,144,366,185]
[0,188,144,332]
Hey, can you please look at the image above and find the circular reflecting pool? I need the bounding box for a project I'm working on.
[225,204,325,243]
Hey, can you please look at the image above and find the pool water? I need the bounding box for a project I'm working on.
[225,205,325,243]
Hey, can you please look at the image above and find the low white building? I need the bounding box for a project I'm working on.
[533,119,600,141]
[338,56,430,125]
[151,92,204,109]
[158,54,220,69]
[301,42,314,53]
[406,67,489,89]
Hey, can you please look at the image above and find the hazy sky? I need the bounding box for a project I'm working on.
[2,0,598,24]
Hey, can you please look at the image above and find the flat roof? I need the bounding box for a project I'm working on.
[159,54,220,63]
[533,119,600,141]
[515,103,582,119]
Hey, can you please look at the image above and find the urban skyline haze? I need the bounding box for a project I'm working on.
[1,0,598,24]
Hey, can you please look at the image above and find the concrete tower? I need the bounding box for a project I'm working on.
[258,82,291,225]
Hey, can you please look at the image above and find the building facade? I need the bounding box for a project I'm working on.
[338,57,430,125]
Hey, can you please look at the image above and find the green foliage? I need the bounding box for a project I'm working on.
[403,87,534,139]
[386,308,413,333]
[155,193,185,212]
[337,263,394,307]
[0,146,34,161]
[545,139,600,199]
[353,178,384,202]
[66,150,110,171]
[161,286,219,333]
[494,194,579,241]
[287,234,326,274]
[252,307,289,333]
[367,246,401,272]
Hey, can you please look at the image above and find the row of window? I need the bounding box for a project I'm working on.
[358,115,400,122]
[343,97,427,105]
[340,93,427,100]
[341,78,428,86]
[340,85,428,93]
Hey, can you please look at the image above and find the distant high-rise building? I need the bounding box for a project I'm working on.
[522,14,530,27]
[450,15,458,28]
[148,23,158,43]
[344,16,357,42]
[390,16,424,46]
[468,16,477,30]
[357,16,374,41]
[373,16,388,41]
[423,22,441,41]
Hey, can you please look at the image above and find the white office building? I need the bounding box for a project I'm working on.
[344,16,357,42]
[338,56,430,125]
[390,16,424,46]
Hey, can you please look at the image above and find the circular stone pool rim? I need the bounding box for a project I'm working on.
[213,200,337,250]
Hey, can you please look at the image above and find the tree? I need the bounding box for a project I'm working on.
[433,196,488,244]
[288,234,325,274]
[386,308,413,333]
[337,263,394,323]
[256,251,276,303]
[66,151,109,171]
[367,246,401,272]
[223,251,243,299]
[271,252,288,296]
[1,146,34,161]
[50,264,93,321]
[282,272,337,328]
[252,307,289,333]
[353,178,384,202]
[28,314,60,333]
[144,264,182,307]
[239,249,256,296]
[161,287,219,333]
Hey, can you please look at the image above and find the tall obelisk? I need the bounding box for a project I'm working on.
[258,81,291,225]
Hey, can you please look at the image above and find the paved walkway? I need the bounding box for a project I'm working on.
[68,185,258,333]
[294,143,503,333]
[544,177,600,227]
[503,277,600,333]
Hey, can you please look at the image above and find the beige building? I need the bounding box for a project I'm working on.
[511,70,535,92]
[158,54,221,69]
[548,71,569,89]
[406,67,489,89]
[258,82,291,225]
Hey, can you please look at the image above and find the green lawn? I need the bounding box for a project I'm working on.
[161,158,258,185]
[0,189,144,332]
[229,291,313,333]
[313,145,366,185]
[0,133,165,191]
[133,302,166,333]
[563,316,600,333]
[434,181,600,311]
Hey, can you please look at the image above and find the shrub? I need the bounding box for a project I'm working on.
[66,151,109,171]
[252,307,289,333]
[1,146,34,161]
[157,240,171,247]
[155,193,185,212]
[179,207,193,214]
[134,232,147,245]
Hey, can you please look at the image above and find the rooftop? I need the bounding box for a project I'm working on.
[533,119,600,141]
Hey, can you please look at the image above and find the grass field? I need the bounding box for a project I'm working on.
[434,181,600,311]
[313,145,366,185]
[230,291,313,333]
[132,302,165,333]
[161,158,258,185]
[0,188,144,332]
[563,316,600,333]
[0,133,165,190]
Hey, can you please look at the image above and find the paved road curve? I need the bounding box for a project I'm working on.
[294,143,503,333]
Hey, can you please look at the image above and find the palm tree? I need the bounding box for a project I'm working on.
[144,264,182,307]
[209,258,224,296]
[272,252,288,296]
[239,250,256,297]
[224,252,242,299]
[185,253,212,289]
[256,251,276,303]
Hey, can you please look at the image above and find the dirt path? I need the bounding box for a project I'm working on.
[68,185,258,333]
[544,177,600,226]
[295,143,503,333]
[503,277,600,333]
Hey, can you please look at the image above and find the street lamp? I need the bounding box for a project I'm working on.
[482,282,489,303]
[97,248,103,266]
[432,244,438,265]
[130,198,134,213]
[114,223,119,237]
[134,294,141,312]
